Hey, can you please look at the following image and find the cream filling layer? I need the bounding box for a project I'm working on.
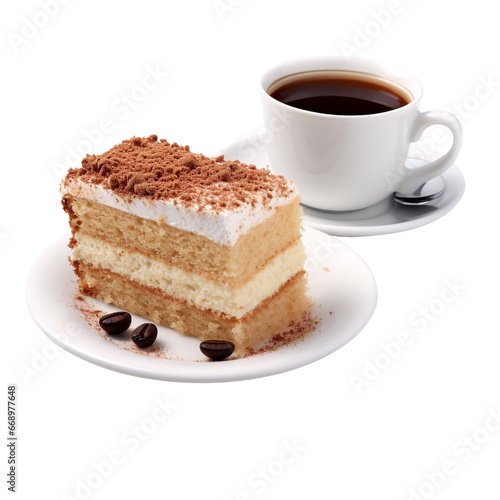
[72,235,306,318]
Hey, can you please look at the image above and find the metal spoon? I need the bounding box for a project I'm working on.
[394,158,446,205]
[394,176,445,205]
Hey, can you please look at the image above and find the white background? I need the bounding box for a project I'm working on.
[2,0,500,499]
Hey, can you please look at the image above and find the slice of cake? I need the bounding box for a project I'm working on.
[61,135,310,354]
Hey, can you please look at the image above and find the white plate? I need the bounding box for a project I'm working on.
[26,228,377,383]
[219,135,465,236]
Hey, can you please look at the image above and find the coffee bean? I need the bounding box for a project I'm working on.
[99,311,132,334]
[132,323,158,347]
[200,340,235,361]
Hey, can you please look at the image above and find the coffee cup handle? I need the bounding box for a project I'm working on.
[397,110,463,194]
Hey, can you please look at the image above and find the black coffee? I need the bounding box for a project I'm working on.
[269,70,411,116]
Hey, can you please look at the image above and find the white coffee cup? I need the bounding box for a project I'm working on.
[261,57,463,211]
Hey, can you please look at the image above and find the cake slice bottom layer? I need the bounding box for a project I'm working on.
[75,263,311,354]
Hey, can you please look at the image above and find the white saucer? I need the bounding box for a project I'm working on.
[26,228,377,383]
[218,136,465,236]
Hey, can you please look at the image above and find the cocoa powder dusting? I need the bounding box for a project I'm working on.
[62,135,295,212]
[73,294,105,331]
